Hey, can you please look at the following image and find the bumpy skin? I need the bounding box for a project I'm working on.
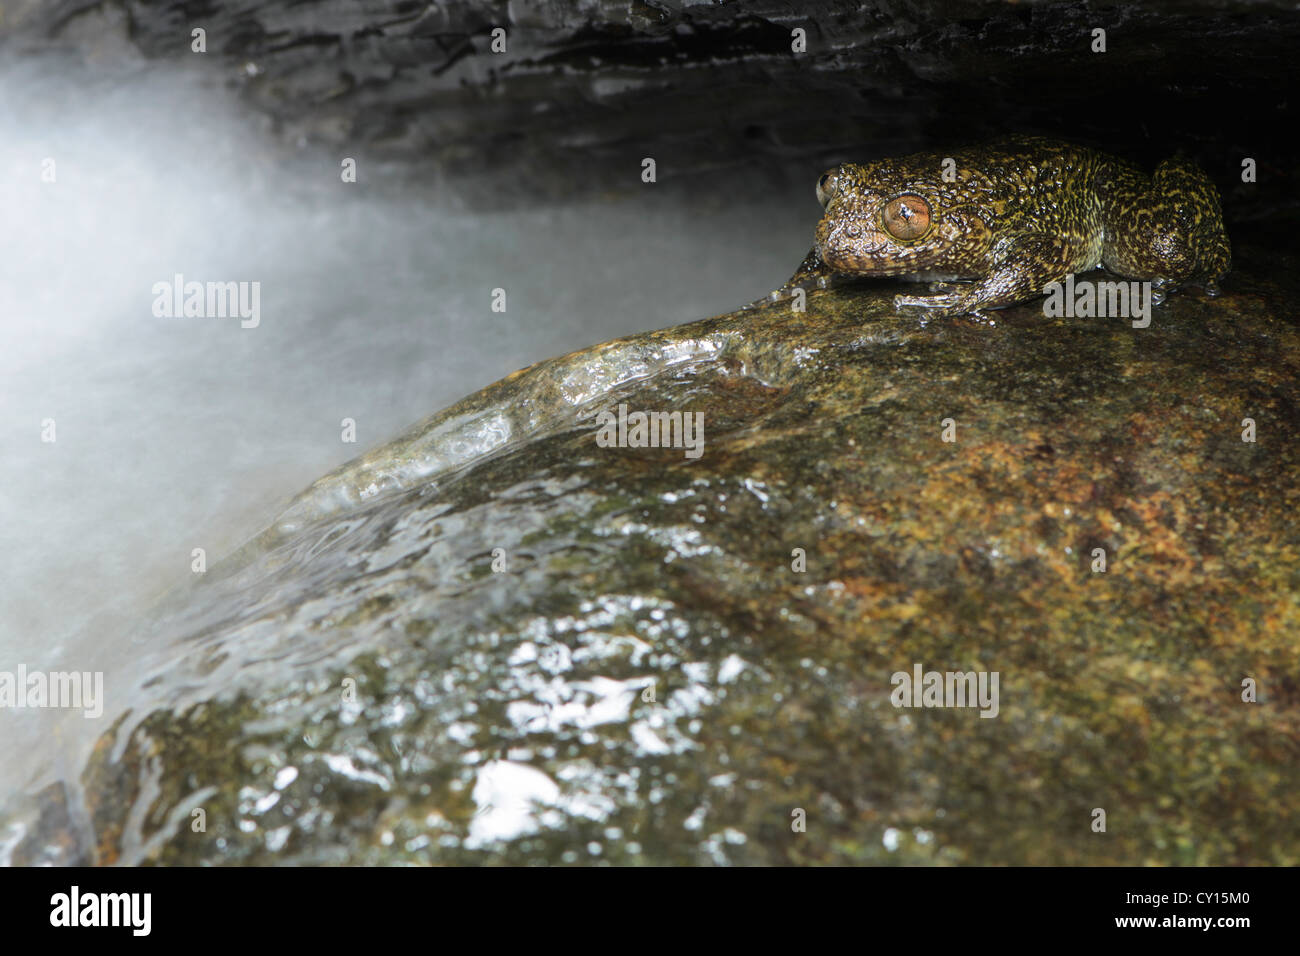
[769,136,1231,317]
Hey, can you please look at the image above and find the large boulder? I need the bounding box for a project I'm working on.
[8,265,1299,865]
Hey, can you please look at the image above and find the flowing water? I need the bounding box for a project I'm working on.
[0,61,809,810]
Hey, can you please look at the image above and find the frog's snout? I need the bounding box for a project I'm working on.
[816,215,886,272]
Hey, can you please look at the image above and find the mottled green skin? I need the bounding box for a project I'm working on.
[777,136,1232,316]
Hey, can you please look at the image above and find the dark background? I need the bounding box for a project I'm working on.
[6,0,1294,225]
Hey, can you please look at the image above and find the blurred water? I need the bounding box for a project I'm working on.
[0,61,810,805]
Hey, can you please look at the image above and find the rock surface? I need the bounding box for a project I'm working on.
[3,0,1297,214]
[8,246,1300,865]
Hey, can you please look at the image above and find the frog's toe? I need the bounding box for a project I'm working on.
[893,292,964,314]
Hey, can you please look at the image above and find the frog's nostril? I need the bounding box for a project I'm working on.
[844,223,862,239]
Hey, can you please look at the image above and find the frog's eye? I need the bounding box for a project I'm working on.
[816,170,840,207]
[882,195,932,240]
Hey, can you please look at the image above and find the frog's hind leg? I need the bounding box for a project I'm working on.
[1101,157,1232,291]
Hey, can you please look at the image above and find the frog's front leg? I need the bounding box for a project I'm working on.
[783,246,837,290]
[893,233,1083,317]
[745,246,836,310]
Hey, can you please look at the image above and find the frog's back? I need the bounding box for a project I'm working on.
[953,135,1116,180]
[933,136,1230,287]
[932,137,1114,272]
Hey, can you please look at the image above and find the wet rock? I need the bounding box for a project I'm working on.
[8,249,1300,865]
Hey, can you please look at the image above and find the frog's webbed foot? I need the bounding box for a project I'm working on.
[1144,276,1189,306]
[743,246,836,311]
[892,291,970,317]
[1150,274,1223,303]
[1189,275,1222,298]
[892,292,1003,320]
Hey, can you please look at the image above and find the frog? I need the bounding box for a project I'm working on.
[759,136,1231,317]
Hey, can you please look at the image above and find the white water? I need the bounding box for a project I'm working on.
[0,63,808,805]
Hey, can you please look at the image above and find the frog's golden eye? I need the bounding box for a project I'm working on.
[882,195,932,240]
[816,170,839,207]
